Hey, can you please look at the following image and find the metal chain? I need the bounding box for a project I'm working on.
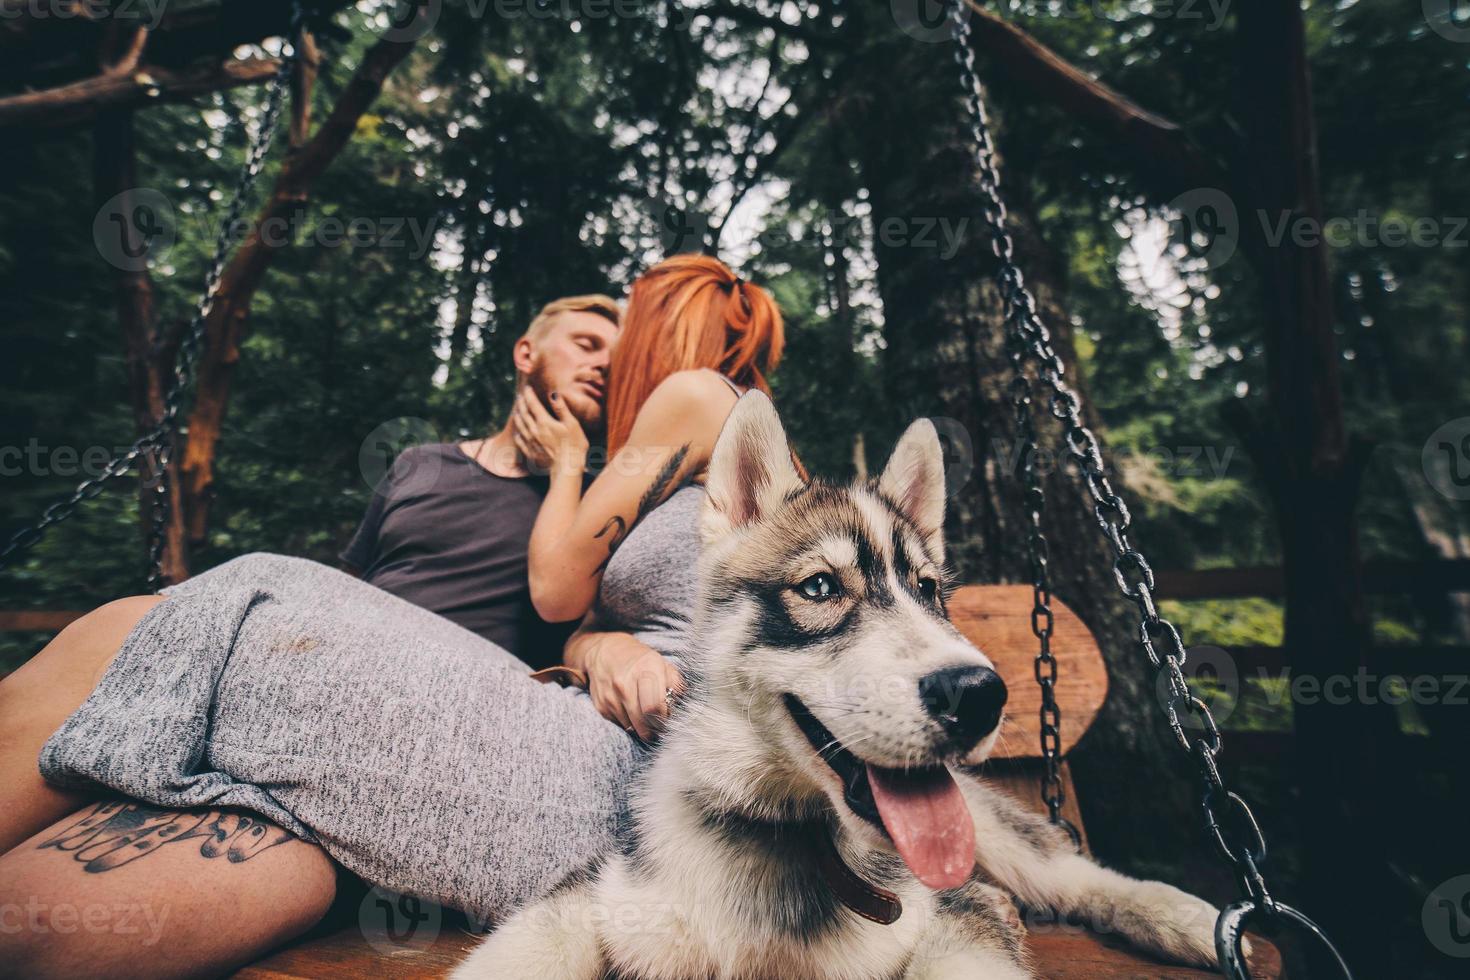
[0,3,305,593]
[1006,320,1076,845]
[945,0,1074,847]
[949,0,1256,891]
[948,5,1352,975]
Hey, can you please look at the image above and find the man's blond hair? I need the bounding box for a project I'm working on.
[521,294,621,347]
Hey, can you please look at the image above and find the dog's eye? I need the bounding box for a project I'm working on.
[918,578,939,602]
[796,573,839,600]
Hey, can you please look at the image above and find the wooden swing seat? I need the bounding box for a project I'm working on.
[233,585,1281,979]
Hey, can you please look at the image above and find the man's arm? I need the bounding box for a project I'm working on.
[563,617,685,742]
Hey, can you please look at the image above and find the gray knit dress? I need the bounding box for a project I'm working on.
[37,484,708,927]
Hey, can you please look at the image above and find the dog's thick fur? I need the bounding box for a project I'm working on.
[454,393,1222,979]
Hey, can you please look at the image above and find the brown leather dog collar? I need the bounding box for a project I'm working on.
[529,665,588,688]
[816,828,903,925]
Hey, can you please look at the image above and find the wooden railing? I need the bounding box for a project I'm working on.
[1151,559,1470,674]
[1150,559,1470,768]
[3,560,1466,637]
[1154,560,1470,600]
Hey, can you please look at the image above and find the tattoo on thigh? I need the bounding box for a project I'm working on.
[38,800,295,873]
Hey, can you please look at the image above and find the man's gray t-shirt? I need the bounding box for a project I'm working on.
[341,443,574,669]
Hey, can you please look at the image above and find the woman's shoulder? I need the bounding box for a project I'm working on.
[626,370,742,451]
[647,369,742,404]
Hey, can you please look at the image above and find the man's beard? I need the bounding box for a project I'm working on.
[525,360,605,431]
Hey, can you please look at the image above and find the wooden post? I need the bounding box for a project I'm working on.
[1228,2,1386,973]
[92,106,189,584]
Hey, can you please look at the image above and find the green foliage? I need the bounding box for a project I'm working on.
[1158,597,1285,649]
[2,1,1464,683]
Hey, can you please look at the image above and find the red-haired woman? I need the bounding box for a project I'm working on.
[511,253,784,738]
[0,255,784,977]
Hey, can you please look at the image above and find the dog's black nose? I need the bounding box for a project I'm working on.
[918,665,1008,747]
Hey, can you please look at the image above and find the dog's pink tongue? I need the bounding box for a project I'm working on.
[865,763,975,890]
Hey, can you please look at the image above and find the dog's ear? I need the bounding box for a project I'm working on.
[878,419,946,560]
[704,390,803,539]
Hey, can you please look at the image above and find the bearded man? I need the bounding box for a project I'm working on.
[341,295,620,666]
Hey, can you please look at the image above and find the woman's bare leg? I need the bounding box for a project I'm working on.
[0,596,337,976]
[0,596,166,854]
[0,801,336,979]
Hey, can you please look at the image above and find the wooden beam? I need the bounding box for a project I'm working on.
[1154,560,1470,600]
[958,0,1229,201]
[0,57,282,128]
[0,0,356,90]
[1214,644,1470,676]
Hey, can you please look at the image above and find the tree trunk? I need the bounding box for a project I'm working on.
[845,8,1204,885]
[179,25,421,543]
[93,106,189,584]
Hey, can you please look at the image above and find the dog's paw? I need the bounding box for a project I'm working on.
[1105,880,1220,968]
[450,900,605,979]
[904,948,1033,980]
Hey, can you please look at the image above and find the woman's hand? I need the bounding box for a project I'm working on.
[583,633,687,742]
[511,388,589,478]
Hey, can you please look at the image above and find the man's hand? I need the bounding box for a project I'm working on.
[582,633,686,742]
[511,388,589,478]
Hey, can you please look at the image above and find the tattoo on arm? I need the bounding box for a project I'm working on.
[593,444,691,575]
[593,516,628,574]
[38,800,295,873]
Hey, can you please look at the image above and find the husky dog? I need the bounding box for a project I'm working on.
[455,392,1223,979]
